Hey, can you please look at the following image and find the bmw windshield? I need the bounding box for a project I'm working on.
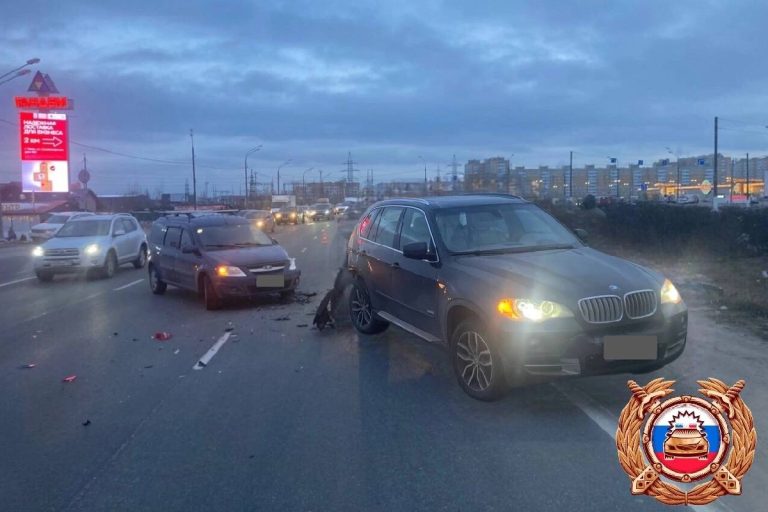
[197,224,273,248]
[55,220,111,237]
[434,203,581,254]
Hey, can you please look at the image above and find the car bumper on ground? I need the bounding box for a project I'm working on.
[499,306,688,383]
[212,269,301,298]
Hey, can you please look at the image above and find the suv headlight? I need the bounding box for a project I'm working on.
[497,298,574,322]
[215,265,247,277]
[660,278,682,304]
[32,246,44,257]
[84,244,101,255]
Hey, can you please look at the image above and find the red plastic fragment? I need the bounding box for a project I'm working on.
[153,332,173,341]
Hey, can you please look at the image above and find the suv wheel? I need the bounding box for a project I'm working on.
[102,251,118,279]
[349,279,388,334]
[133,245,147,269]
[35,270,54,282]
[149,265,167,294]
[451,319,507,401]
[202,275,222,310]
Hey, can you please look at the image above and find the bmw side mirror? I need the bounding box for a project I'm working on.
[403,242,434,261]
[574,228,589,242]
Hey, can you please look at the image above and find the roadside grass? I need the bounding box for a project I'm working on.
[588,233,768,338]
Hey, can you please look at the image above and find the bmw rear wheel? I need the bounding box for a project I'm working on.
[451,319,507,401]
[349,280,388,334]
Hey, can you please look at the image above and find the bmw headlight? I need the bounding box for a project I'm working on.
[289,258,297,271]
[84,244,101,255]
[216,265,247,277]
[497,298,574,322]
[32,246,44,257]
[660,278,682,304]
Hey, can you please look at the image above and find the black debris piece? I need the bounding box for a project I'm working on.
[82,419,91,427]
[296,324,308,328]
[273,316,290,321]
[113,332,119,336]
[144,365,154,369]
[225,327,234,332]
[313,268,353,331]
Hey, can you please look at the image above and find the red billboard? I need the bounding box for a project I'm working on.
[19,112,69,161]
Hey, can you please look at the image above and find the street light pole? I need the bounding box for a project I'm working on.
[0,57,39,81]
[301,167,314,204]
[276,159,292,195]
[190,129,197,210]
[244,145,262,209]
[418,156,427,195]
[568,151,573,198]
[0,68,32,87]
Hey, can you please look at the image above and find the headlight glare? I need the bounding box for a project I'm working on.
[32,246,44,257]
[660,279,682,304]
[84,244,100,255]
[497,298,573,322]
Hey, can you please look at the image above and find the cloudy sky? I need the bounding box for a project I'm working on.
[1,0,767,194]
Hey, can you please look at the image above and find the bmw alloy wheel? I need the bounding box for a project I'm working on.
[455,331,493,392]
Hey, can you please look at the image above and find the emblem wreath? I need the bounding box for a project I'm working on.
[616,378,756,505]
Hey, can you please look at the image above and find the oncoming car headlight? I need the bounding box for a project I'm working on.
[32,246,44,257]
[497,298,573,322]
[660,278,682,304]
[256,220,264,227]
[84,244,101,255]
[216,265,247,277]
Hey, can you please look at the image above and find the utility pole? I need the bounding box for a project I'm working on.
[677,158,681,200]
[190,129,197,210]
[450,154,459,192]
[746,152,750,201]
[713,116,718,198]
[568,151,573,198]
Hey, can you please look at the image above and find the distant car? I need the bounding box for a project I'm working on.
[240,210,275,233]
[147,214,301,310]
[30,211,94,242]
[32,214,147,281]
[677,194,699,205]
[336,206,365,240]
[345,195,687,400]
[276,207,300,225]
[308,203,333,221]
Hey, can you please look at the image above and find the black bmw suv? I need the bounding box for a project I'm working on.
[346,195,687,401]
[147,213,300,310]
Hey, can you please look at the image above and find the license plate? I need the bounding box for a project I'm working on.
[256,274,284,288]
[50,260,74,267]
[603,335,658,360]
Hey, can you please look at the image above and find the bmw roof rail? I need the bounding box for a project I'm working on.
[459,192,525,200]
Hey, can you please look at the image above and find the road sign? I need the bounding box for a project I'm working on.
[19,112,68,161]
[78,168,91,184]
[700,179,713,195]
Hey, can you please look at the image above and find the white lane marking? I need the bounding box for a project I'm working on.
[0,276,36,288]
[552,382,731,512]
[113,279,144,291]
[301,247,307,253]
[193,332,231,370]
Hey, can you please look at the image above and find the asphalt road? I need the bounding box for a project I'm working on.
[0,221,766,512]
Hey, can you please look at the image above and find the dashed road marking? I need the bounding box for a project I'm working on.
[193,332,231,370]
[113,279,144,291]
[301,247,307,253]
[0,276,36,288]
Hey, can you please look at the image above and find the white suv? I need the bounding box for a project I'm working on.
[32,214,148,281]
[30,211,95,242]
